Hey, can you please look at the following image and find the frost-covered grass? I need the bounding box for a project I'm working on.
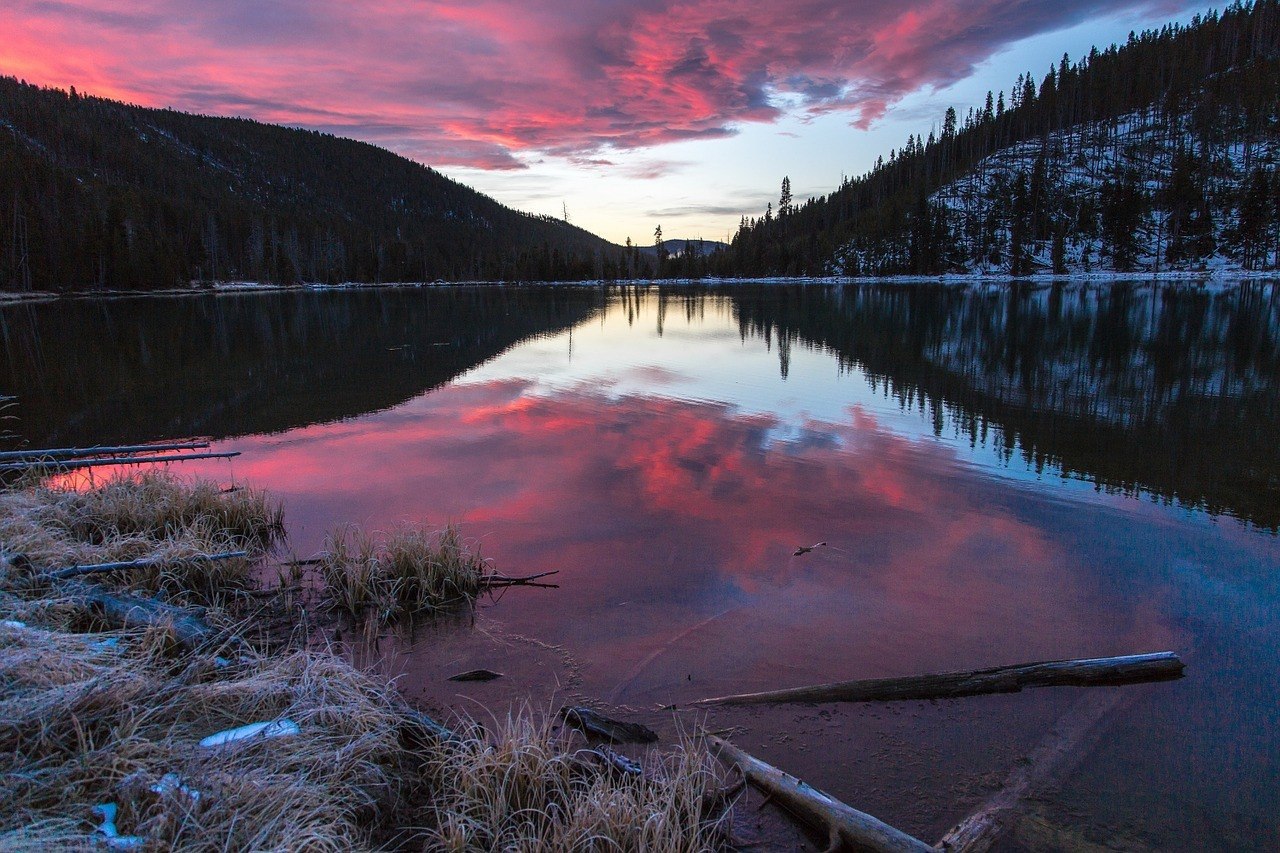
[0,473,734,850]
[0,621,408,852]
[0,472,283,605]
[320,523,491,622]
[424,711,731,852]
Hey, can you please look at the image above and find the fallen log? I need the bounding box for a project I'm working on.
[694,653,1185,707]
[707,735,934,853]
[0,442,210,461]
[58,579,246,654]
[48,551,248,580]
[0,451,241,473]
[560,706,658,744]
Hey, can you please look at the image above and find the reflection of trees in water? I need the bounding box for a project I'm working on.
[731,282,1280,530]
[5,281,1277,528]
[0,287,602,447]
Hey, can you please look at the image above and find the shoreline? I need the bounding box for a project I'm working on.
[2,269,1279,307]
[0,471,738,850]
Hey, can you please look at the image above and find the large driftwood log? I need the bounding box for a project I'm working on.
[48,551,248,580]
[694,653,1184,706]
[934,685,1147,852]
[0,451,240,473]
[58,579,245,653]
[0,442,210,461]
[708,735,934,853]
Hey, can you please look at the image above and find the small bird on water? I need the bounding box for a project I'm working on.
[792,542,827,557]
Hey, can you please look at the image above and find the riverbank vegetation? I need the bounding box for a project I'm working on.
[321,524,491,623]
[0,472,734,850]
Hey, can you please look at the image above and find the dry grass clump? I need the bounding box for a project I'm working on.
[423,711,731,852]
[0,615,412,852]
[0,472,283,602]
[0,473,741,851]
[321,523,491,622]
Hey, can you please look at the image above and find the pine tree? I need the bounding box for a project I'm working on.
[1101,170,1146,271]
[943,107,957,139]
[1234,167,1273,269]
[1051,225,1068,274]
[1009,173,1032,275]
[1163,151,1214,265]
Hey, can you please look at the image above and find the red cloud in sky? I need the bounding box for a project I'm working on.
[0,0,1197,168]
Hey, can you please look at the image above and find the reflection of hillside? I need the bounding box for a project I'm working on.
[730,282,1280,530]
[0,287,601,446]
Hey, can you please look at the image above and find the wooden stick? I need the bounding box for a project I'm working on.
[481,570,560,585]
[47,551,249,580]
[560,706,658,744]
[694,653,1185,707]
[0,442,210,461]
[399,708,464,748]
[707,735,934,853]
[481,573,558,589]
[1,451,241,473]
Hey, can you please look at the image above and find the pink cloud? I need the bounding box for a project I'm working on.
[1,0,1199,168]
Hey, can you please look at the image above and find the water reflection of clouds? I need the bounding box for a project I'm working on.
[454,293,1109,500]
[229,379,1169,703]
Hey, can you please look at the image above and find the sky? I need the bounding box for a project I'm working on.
[1,0,1216,245]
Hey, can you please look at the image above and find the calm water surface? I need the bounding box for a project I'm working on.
[3,282,1278,849]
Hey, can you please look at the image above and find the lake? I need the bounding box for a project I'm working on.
[3,281,1278,849]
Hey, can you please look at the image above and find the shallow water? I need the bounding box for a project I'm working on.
[4,281,1279,849]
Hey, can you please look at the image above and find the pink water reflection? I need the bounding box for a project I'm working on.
[225,378,1176,706]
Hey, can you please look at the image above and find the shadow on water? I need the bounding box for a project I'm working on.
[0,285,603,446]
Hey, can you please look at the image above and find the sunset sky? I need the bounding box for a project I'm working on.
[2,0,1213,244]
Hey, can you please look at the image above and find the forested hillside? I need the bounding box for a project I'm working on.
[713,0,1280,278]
[0,78,621,291]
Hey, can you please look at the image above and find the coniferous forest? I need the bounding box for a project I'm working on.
[707,1,1280,279]
[0,78,622,292]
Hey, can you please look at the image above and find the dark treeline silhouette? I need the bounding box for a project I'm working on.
[693,1,1280,278]
[0,286,602,444]
[0,78,628,292]
[721,281,1280,529]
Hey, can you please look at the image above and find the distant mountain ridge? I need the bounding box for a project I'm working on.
[639,239,728,258]
[0,77,622,291]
